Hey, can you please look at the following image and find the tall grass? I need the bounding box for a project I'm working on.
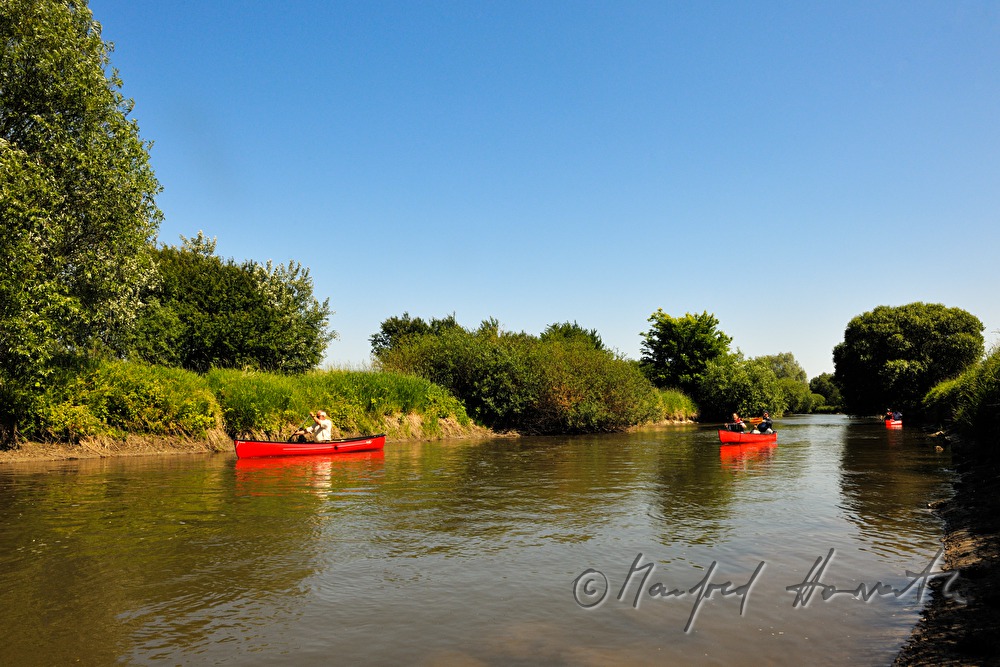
[658,388,698,421]
[206,368,470,439]
[924,346,1000,447]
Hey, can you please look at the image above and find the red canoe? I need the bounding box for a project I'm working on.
[885,419,903,429]
[718,429,778,444]
[234,433,386,459]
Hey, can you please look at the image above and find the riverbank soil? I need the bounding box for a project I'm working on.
[894,439,1000,666]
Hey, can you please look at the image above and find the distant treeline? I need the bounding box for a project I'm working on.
[374,315,695,434]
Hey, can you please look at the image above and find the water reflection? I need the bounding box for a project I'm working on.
[718,442,778,472]
[235,450,385,497]
[837,420,953,560]
[0,417,955,666]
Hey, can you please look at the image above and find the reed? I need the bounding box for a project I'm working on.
[206,368,471,439]
[657,388,698,421]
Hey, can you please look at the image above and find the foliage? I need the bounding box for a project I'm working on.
[777,377,818,413]
[369,312,460,358]
[36,360,221,442]
[639,309,732,392]
[832,303,984,416]
[759,352,813,413]
[657,388,699,421]
[206,367,470,439]
[952,346,1000,444]
[694,353,786,422]
[926,346,1000,445]
[540,321,605,351]
[809,372,843,408]
[758,352,807,383]
[1,0,161,444]
[128,233,335,373]
[378,319,664,433]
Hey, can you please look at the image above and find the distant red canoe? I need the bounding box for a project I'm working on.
[234,433,386,459]
[885,419,903,429]
[718,429,778,444]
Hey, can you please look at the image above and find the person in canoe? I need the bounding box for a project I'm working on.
[291,410,333,442]
[753,411,774,434]
[728,413,747,432]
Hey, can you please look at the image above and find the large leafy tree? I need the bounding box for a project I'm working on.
[1,0,161,444]
[758,352,815,413]
[370,312,460,359]
[639,309,732,391]
[809,372,842,408]
[832,303,984,416]
[129,233,335,373]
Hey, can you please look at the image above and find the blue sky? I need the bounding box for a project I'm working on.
[90,0,999,378]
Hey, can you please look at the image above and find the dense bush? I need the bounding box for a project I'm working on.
[695,354,786,422]
[954,347,1000,443]
[129,234,334,373]
[207,368,470,439]
[37,360,221,442]
[923,345,1000,447]
[378,323,667,433]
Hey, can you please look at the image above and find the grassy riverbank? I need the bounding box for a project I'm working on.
[5,360,493,456]
[2,359,698,462]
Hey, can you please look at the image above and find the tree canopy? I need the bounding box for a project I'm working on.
[695,353,785,421]
[1,0,161,443]
[369,312,461,359]
[639,309,732,391]
[832,302,984,416]
[540,321,605,351]
[809,372,842,409]
[375,315,663,433]
[128,233,335,374]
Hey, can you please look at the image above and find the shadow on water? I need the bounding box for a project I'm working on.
[837,419,954,559]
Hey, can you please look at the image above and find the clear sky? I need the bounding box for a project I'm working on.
[89,0,1000,379]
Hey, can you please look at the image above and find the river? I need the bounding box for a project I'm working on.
[0,415,954,665]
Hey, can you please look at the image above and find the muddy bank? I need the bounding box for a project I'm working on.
[0,417,500,465]
[894,436,1000,666]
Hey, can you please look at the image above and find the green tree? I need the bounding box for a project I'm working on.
[809,372,842,408]
[695,353,785,421]
[832,303,984,416]
[639,309,732,391]
[1,0,161,445]
[369,312,460,358]
[540,321,605,351]
[758,352,813,412]
[129,233,334,373]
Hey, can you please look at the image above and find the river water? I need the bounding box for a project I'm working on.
[0,415,954,666]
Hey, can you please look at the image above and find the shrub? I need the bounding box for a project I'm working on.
[38,360,222,441]
[380,325,665,433]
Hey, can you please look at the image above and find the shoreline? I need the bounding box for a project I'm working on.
[894,436,1000,665]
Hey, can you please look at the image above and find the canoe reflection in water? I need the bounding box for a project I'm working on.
[719,442,777,472]
[235,450,385,497]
